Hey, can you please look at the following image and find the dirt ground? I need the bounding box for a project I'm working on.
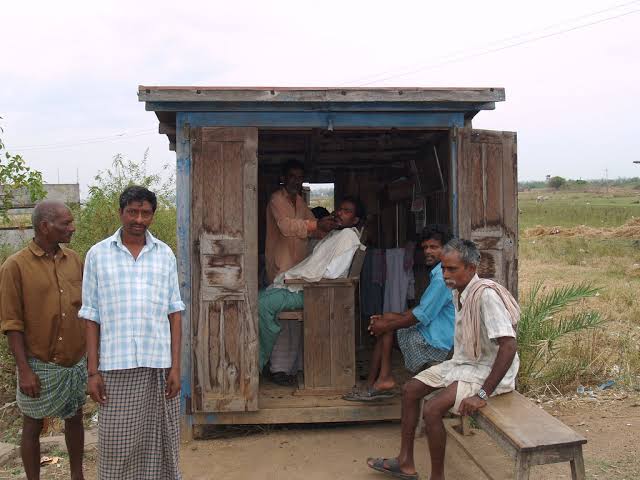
[3,390,637,480]
[179,390,639,480]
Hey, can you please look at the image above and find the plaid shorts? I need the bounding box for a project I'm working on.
[396,325,450,373]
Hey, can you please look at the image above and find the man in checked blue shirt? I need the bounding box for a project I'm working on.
[80,186,185,480]
[344,226,454,402]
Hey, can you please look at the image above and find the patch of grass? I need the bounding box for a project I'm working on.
[519,190,640,230]
[0,244,19,264]
[519,236,640,392]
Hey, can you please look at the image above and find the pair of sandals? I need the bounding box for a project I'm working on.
[342,387,396,402]
[367,457,419,480]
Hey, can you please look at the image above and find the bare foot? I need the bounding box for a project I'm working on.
[372,378,396,391]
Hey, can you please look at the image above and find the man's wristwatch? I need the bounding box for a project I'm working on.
[476,388,489,401]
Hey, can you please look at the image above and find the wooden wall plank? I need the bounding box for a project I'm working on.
[139,86,506,103]
[222,301,241,395]
[484,143,504,226]
[202,141,223,233]
[176,112,194,439]
[330,286,356,389]
[242,128,259,411]
[189,127,204,412]
[207,302,220,392]
[304,288,332,388]
[222,143,244,235]
[183,111,466,129]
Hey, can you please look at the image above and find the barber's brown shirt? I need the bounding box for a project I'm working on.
[0,240,85,366]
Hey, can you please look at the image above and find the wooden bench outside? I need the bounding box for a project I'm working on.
[444,390,587,480]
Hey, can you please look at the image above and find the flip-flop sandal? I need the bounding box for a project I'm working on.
[271,372,296,386]
[342,388,396,402]
[366,457,419,480]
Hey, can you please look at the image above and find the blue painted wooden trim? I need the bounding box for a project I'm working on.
[450,130,459,237]
[176,113,196,431]
[145,101,495,113]
[182,111,464,128]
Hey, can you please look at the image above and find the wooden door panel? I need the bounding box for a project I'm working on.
[457,129,518,296]
[191,126,258,412]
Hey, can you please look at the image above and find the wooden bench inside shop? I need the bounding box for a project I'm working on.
[278,247,367,394]
[444,391,587,480]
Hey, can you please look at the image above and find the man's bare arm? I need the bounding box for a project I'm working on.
[368,311,418,336]
[85,320,107,404]
[85,320,100,376]
[6,331,40,398]
[458,336,517,416]
[168,311,182,372]
[481,336,517,395]
[166,311,182,399]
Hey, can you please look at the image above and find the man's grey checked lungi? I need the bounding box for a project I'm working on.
[98,367,180,480]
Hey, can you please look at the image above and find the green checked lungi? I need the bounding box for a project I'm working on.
[16,357,87,420]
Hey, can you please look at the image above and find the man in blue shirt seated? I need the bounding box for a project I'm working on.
[345,227,454,401]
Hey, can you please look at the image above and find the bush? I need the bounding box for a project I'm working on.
[517,282,604,392]
[548,176,566,190]
[0,121,47,223]
[70,151,177,257]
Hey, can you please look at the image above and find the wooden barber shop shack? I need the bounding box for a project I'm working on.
[138,87,518,438]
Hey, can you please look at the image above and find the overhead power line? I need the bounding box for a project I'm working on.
[10,129,157,152]
[345,1,640,86]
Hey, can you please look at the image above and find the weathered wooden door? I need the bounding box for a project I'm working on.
[191,127,259,412]
[456,129,518,296]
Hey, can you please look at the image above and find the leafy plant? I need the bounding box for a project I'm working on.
[548,176,566,190]
[517,282,604,392]
[0,120,46,222]
[69,150,176,257]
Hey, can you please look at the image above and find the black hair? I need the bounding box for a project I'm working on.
[311,206,330,219]
[420,225,452,246]
[281,159,305,176]
[119,185,157,212]
[340,196,366,223]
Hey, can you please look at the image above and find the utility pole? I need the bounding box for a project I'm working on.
[604,168,609,194]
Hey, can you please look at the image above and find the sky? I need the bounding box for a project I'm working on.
[1,0,639,195]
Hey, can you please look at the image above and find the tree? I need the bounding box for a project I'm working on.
[0,120,46,222]
[69,151,176,257]
[548,176,566,190]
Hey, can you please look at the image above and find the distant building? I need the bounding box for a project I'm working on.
[2,183,80,216]
[0,183,80,248]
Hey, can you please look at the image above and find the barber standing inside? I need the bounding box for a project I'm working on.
[263,160,337,383]
[264,159,337,283]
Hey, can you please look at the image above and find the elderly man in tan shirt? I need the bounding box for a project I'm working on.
[0,201,86,480]
[264,160,337,382]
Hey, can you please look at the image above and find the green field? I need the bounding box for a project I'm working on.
[518,187,640,393]
[519,189,640,230]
